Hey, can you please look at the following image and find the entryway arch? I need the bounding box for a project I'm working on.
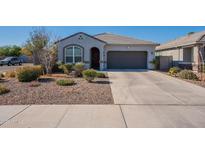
[90,47,100,70]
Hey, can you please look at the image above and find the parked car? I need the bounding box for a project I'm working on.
[0,57,22,66]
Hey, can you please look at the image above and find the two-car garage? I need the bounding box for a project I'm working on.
[107,51,148,69]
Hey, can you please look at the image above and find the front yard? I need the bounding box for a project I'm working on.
[0,74,114,105]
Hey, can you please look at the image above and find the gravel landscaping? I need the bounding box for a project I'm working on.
[159,71,205,88]
[181,79,205,88]
[0,75,114,105]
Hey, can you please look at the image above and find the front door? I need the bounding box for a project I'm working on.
[91,47,100,70]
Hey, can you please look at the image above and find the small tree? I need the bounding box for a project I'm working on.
[40,45,57,74]
[24,27,58,74]
[25,28,49,65]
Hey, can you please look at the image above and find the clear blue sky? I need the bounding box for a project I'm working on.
[0,26,205,46]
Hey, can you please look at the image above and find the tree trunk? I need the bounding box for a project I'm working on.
[32,51,41,65]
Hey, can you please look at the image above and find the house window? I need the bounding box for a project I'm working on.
[64,46,83,63]
[183,47,193,62]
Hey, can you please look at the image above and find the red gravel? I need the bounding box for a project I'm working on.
[0,77,114,105]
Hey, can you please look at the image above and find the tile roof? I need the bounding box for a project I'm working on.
[156,30,205,51]
[94,33,158,45]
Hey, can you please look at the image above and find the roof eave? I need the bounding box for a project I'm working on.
[156,42,199,51]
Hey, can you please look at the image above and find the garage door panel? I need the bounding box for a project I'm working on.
[107,51,147,69]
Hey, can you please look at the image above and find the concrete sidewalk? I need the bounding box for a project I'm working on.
[0,105,126,128]
[1,104,205,128]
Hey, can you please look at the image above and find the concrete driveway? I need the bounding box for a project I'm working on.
[108,70,205,105]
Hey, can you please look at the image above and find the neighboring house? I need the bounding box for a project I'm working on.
[56,32,158,70]
[156,31,205,71]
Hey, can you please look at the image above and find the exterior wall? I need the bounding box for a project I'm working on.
[104,44,156,69]
[155,48,182,62]
[156,45,200,71]
[57,33,106,70]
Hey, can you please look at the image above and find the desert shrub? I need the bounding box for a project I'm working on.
[199,64,205,73]
[32,65,44,76]
[82,69,97,82]
[59,64,73,75]
[16,66,42,82]
[73,62,85,77]
[96,72,106,78]
[178,70,198,80]
[150,57,160,70]
[168,67,181,76]
[0,73,3,79]
[56,79,75,86]
[0,84,10,95]
[5,70,16,78]
[52,63,63,73]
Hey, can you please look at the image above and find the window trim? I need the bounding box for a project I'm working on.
[64,45,83,64]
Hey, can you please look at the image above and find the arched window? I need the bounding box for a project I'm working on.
[64,45,83,63]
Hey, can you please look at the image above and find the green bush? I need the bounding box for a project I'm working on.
[16,66,43,82]
[150,57,160,70]
[0,84,10,95]
[178,70,198,80]
[168,67,181,76]
[82,69,97,82]
[59,64,73,74]
[96,72,106,78]
[56,79,75,86]
[73,62,85,77]
[52,63,63,73]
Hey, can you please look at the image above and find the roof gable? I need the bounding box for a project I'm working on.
[55,32,107,44]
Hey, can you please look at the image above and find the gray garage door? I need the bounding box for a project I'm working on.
[107,51,147,69]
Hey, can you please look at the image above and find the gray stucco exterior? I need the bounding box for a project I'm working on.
[56,32,157,70]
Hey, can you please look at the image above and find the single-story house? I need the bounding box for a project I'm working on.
[56,32,158,70]
[156,31,205,71]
